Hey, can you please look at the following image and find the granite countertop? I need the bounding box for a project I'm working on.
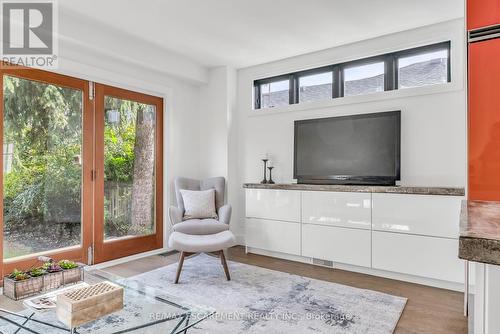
[459,200,500,266]
[243,183,465,196]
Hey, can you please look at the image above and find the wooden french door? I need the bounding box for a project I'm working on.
[93,84,163,263]
[0,65,163,277]
[0,65,94,277]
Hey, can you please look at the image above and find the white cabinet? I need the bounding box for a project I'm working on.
[372,193,462,238]
[302,191,371,229]
[302,224,371,267]
[245,218,301,255]
[473,263,500,334]
[372,231,463,283]
[244,188,464,287]
[246,189,301,222]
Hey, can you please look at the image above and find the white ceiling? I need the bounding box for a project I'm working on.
[59,0,464,69]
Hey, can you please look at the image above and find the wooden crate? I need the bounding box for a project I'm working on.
[3,276,44,300]
[43,271,64,291]
[56,281,124,329]
[62,266,84,285]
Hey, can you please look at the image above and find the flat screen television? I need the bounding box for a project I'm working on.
[294,111,401,185]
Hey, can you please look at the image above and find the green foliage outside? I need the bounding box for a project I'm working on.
[103,97,145,238]
[3,76,83,238]
[2,77,143,258]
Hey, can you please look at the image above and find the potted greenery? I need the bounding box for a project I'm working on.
[4,268,44,300]
[41,261,64,290]
[58,260,83,284]
[29,267,46,277]
[3,259,85,300]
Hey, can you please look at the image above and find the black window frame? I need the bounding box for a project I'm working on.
[341,55,387,97]
[395,41,451,89]
[254,74,293,109]
[253,41,451,110]
[295,65,335,104]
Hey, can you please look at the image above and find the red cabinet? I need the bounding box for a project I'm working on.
[468,0,500,30]
[469,38,500,200]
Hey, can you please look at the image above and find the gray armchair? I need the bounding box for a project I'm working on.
[169,176,232,235]
[168,176,235,283]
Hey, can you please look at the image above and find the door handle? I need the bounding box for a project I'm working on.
[91,169,99,181]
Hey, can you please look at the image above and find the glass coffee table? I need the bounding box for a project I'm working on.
[0,269,215,334]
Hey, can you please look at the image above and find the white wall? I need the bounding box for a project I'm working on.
[199,67,239,225]
[200,67,230,179]
[53,32,204,249]
[229,19,467,241]
[58,7,208,84]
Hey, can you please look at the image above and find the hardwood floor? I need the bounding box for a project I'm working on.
[103,246,468,334]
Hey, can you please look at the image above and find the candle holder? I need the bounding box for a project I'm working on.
[261,159,268,184]
[267,166,275,184]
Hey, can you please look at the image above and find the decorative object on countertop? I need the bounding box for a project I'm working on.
[56,281,124,330]
[267,166,275,184]
[260,158,268,184]
[3,258,85,300]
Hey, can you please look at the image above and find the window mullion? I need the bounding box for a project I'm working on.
[339,66,345,97]
[254,84,261,109]
[385,54,396,91]
[289,74,297,104]
[333,66,341,98]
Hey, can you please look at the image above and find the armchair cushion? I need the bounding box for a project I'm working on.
[169,231,236,253]
[218,204,232,225]
[179,189,218,220]
[172,219,229,235]
[169,206,183,226]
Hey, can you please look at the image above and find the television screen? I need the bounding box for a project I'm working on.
[294,111,400,185]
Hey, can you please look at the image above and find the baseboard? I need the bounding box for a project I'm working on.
[89,247,170,270]
[246,246,464,292]
[234,234,245,246]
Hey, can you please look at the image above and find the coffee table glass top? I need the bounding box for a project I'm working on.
[0,269,215,334]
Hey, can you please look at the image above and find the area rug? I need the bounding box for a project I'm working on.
[0,254,406,333]
[129,253,407,333]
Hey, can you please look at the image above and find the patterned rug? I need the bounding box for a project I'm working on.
[129,253,406,333]
[0,254,406,333]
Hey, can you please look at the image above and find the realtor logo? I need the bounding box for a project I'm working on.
[1,0,58,68]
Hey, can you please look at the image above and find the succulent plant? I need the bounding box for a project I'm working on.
[13,272,30,281]
[8,268,24,279]
[43,262,62,273]
[58,260,78,270]
[29,267,46,277]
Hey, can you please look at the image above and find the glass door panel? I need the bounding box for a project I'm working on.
[94,84,163,263]
[104,96,156,240]
[2,75,83,259]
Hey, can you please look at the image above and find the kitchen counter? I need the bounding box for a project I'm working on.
[243,183,465,196]
[459,200,500,266]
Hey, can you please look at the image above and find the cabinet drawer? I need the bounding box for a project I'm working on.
[302,224,371,267]
[302,191,371,229]
[245,189,300,222]
[372,231,463,283]
[372,193,463,238]
[245,218,300,255]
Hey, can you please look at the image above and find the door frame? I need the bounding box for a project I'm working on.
[0,64,165,278]
[0,64,94,276]
[93,83,163,264]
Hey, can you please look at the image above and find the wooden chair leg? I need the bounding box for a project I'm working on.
[175,251,186,284]
[220,250,231,281]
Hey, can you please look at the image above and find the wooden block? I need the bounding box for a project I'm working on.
[56,281,124,328]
